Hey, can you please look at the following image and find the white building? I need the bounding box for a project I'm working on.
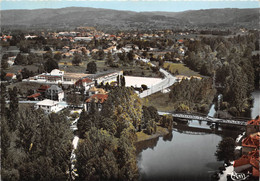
[34,99,61,114]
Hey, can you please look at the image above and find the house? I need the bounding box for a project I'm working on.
[88,87,108,97]
[5,73,16,82]
[27,93,42,101]
[241,132,260,154]
[233,150,259,178]
[37,85,50,97]
[34,99,61,114]
[46,85,64,102]
[246,116,260,136]
[75,77,94,92]
[84,94,108,112]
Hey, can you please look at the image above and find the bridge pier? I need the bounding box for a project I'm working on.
[215,123,219,131]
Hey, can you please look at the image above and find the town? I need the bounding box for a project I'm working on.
[1,3,259,181]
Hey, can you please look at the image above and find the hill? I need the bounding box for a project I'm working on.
[1,7,259,30]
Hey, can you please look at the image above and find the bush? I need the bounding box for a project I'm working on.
[141,84,148,90]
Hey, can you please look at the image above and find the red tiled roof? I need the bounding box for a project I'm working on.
[242,133,260,148]
[86,94,108,103]
[234,150,259,177]
[5,73,14,77]
[247,117,260,125]
[75,78,93,86]
[233,155,250,167]
[252,167,259,177]
[37,85,50,92]
[27,93,41,98]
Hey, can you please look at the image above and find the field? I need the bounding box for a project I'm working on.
[143,90,175,112]
[163,62,200,77]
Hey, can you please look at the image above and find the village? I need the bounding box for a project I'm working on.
[1,10,259,181]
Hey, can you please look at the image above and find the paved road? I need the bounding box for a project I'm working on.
[139,68,176,98]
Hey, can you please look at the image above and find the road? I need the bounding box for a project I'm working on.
[139,68,177,98]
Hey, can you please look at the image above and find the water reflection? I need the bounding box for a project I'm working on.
[137,119,242,181]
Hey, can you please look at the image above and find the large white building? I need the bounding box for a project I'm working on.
[34,99,63,114]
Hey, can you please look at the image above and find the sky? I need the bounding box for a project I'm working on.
[1,0,259,12]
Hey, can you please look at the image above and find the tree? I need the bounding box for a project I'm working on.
[72,54,82,66]
[76,127,119,181]
[86,61,97,74]
[53,52,62,61]
[44,58,59,73]
[105,52,113,66]
[66,93,81,108]
[14,53,27,65]
[215,137,235,164]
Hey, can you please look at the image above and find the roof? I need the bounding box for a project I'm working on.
[64,72,89,79]
[247,116,260,125]
[47,85,63,92]
[5,73,14,77]
[27,93,41,98]
[234,150,259,177]
[242,132,260,148]
[36,99,59,106]
[89,87,107,94]
[86,94,108,104]
[37,85,50,92]
[75,77,93,86]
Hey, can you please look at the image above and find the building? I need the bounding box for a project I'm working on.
[241,132,260,154]
[246,116,260,136]
[5,73,16,82]
[84,94,108,112]
[88,87,108,97]
[233,150,259,178]
[25,69,89,85]
[46,85,64,102]
[34,99,61,114]
[90,70,123,85]
[75,77,95,92]
[37,85,50,97]
[27,93,42,101]
[233,116,260,179]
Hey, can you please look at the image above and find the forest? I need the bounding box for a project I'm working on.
[183,32,259,116]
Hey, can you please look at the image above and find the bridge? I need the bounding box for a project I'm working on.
[158,111,249,126]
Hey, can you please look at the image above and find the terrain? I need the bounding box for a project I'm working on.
[1,7,259,30]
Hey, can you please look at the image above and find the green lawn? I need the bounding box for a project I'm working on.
[163,62,200,77]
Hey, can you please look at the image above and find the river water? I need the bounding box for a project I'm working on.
[138,91,260,181]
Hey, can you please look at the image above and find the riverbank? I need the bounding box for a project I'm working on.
[136,126,169,143]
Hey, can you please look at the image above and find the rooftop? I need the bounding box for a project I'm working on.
[36,99,59,106]
[86,94,108,104]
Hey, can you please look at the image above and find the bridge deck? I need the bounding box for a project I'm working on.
[159,112,248,126]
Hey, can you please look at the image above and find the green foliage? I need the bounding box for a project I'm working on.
[215,137,235,163]
[159,114,173,131]
[76,126,138,181]
[72,54,82,66]
[86,61,97,74]
[184,33,258,116]
[169,78,216,113]
[1,106,73,181]
[44,58,59,73]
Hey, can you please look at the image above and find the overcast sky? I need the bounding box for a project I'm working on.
[1,0,259,12]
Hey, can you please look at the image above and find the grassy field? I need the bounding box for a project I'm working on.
[143,90,175,112]
[4,64,39,74]
[163,62,200,77]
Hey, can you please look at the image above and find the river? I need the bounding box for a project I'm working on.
[137,90,260,181]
